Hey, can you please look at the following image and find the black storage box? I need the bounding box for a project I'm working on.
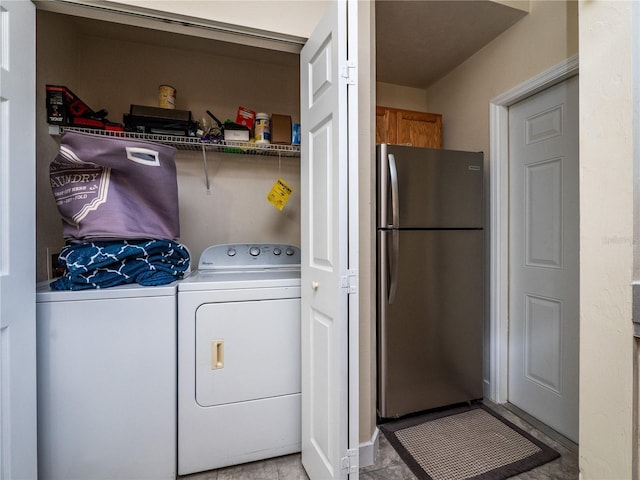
[123,105,198,136]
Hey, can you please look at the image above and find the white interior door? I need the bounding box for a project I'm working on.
[0,0,38,478]
[508,76,579,442]
[300,0,358,478]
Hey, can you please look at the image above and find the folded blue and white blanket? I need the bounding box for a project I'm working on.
[51,239,190,290]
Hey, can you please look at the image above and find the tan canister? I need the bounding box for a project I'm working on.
[158,85,176,109]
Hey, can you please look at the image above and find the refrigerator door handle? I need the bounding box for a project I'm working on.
[388,229,399,304]
[388,153,400,228]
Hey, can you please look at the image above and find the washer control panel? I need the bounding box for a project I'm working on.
[199,243,301,270]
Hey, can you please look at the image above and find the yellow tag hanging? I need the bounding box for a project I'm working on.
[267,178,294,211]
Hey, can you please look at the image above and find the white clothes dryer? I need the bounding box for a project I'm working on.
[178,243,302,475]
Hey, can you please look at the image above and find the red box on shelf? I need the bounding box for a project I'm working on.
[235,106,255,131]
[45,84,123,131]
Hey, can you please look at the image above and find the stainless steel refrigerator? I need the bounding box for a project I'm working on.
[377,143,484,419]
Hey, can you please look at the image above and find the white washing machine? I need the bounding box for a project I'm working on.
[36,282,177,480]
[178,243,302,475]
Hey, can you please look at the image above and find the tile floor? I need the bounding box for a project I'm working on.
[179,402,579,480]
[179,453,308,480]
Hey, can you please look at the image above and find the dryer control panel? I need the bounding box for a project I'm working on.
[198,243,301,271]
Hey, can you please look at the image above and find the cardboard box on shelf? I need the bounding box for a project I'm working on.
[271,114,292,145]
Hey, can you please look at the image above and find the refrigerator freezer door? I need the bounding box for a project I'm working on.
[377,144,484,229]
[377,229,484,418]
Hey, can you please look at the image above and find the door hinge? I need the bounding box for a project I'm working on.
[340,448,358,474]
[341,60,356,85]
[341,269,358,294]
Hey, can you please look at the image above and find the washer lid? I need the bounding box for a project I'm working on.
[198,243,301,271]
[36,280,178,302]
[178,269,301,292]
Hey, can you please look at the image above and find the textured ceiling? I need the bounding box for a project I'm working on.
[376,0,528,89]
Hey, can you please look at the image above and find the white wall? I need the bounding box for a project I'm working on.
[579,2,634,478]
[358,0,376,449]
[376,81,428,112]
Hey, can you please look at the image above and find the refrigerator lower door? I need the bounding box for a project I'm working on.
[377,229,484,418]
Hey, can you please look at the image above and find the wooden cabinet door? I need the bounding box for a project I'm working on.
[396,109,442,148]
[376,106,397,144]
[376,106,442,148]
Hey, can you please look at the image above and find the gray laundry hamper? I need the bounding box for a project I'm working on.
[50,130,180,242]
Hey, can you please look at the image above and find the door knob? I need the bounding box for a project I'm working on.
[312,281,319,290]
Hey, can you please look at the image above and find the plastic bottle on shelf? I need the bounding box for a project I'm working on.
[254,113,271,145]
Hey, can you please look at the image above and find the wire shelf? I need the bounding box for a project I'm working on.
[50,126,301,157]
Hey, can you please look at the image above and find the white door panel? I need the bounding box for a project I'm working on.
[508,76,579,442]
[301,0,355,478]
[0,0,37,477]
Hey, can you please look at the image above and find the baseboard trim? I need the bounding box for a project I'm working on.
[358,427,380,468]
[483,379,492,401]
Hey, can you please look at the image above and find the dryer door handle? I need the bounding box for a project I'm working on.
[211,340,224,369]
